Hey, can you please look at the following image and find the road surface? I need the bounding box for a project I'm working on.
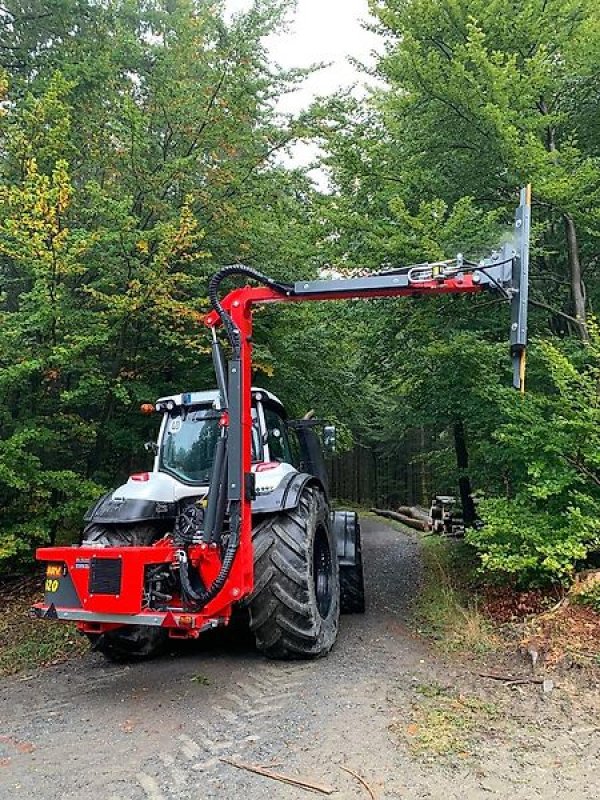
[1,518,598,799]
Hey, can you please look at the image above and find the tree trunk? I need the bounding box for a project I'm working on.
[564,213,588,340]
[370,508,429,532]
[540,100,588,341]
[453,419,476,526]
[396,505,429,521]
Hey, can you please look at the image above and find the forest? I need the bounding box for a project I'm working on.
[0,0,599,587]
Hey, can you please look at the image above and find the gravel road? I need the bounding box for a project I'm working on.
[1,517,598,800]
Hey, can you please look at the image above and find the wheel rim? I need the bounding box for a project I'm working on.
[313,526,333,618]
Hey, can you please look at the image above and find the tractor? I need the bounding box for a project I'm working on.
[71,386,362,660]
[32,188,531,662]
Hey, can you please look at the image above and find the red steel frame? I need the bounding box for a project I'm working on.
[204,274,484,622]
[34,275,482,637]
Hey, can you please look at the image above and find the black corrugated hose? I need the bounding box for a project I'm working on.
[183,266,290,610]
[208,264,292,355]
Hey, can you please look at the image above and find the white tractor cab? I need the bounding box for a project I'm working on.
[83,387,333,536]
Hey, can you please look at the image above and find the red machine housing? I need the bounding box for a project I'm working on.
[33,541,237,637]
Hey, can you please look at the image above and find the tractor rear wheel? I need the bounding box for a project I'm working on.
[82,522,157,547]
[339,516,366,614]
[249,486,340,659]
[81,522,168,662]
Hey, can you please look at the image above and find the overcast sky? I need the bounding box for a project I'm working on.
[226,0,381,112]
[224,1,383,183]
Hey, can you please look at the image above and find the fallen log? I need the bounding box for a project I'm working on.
[396,505,429,522]
[370,508,429,532]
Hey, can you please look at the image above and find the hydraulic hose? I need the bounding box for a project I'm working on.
[187,264,292,610]
[181,267,289,610]
[211,448,229,544]
[178,515,240,610]
[208,264,292,355]
[178,549,206,605]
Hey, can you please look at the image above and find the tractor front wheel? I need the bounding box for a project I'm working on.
[81,522,168,663]
[249,486,340,659]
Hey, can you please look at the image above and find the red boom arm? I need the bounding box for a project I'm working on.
[204,272,486,609]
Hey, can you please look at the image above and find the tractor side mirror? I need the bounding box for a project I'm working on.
[144,441,158,454]
[322,425,337,453]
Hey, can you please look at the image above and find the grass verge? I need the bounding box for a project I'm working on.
[415,535,600,670]
[391,681,500,758]
[415,536,498,655]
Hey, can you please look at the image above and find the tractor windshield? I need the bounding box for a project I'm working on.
[159,408,220,484]
[159,406,262,484]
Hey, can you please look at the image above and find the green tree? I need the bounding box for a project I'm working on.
[0,0,322,567]
[470,329,600,582]
[369,0,600,335]
[311,0,600,582]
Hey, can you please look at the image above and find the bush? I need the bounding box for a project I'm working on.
[470,499,595,584]
[573,578,600,613]
[468,330,600,584]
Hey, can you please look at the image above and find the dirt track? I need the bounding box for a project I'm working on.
[1,518,598,800]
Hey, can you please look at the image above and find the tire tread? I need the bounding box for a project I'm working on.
[249,487,339,659]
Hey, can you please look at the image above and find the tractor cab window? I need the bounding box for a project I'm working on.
[160,407,261,484]
[263,406,293,464]
[160,408,219,484]
[287,427,302,470]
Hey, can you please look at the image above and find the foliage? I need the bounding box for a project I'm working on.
[574,581,600,614]
[0,0,319,569]
[367,0,600,329]
[313,0,600,583]
[470,330,600,582]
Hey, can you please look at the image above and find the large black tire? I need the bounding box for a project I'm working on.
[340,563,366,614]
[82,522,157,546]
[340,519,366,614]
[249,486,340,659]
[81,522,168,663]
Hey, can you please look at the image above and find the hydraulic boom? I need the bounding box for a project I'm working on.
[32,187,531,659]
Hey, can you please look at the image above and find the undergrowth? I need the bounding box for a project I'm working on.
[415,537,498,654]
[0,583,88,676]
[574,579,600,613]
[391,681,500,758]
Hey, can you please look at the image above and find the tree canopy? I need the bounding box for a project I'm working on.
[1,0,598,583]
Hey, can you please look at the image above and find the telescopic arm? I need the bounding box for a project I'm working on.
[200,188,531,610]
